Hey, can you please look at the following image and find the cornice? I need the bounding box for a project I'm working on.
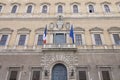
[0,49,120,55]
[1,15,120,20]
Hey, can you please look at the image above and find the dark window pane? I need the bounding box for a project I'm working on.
[58,5,63,13]
[37,35,43,45]
[42,5,47,13]
[27,5,32,13]
[11,5,17,13]
[0,6,2,12]
[75,34,82,45]
[73,5,78,13]
[94,34,102,45]
[104,5,110,13]
[18,35,26,46]
[32,71,40,80]
[102,71,111,80]
[113,34,120,45]
[9,71,18,80]
[89,5,94,13]
[79,71,87,80]
[0,35,8,46]
[53,33,66,44]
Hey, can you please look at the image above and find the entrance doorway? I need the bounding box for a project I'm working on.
[52,63,67,80]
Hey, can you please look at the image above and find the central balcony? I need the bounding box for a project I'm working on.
[42,44,77,51]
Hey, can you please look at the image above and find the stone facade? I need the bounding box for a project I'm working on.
[0,0,120,80]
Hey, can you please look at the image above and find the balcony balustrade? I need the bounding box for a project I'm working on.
[0,44,120,51]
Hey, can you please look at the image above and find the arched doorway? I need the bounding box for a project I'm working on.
[52,63,67,80]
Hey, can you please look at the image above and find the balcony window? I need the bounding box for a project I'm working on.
[113,34,120,45]
[53,33,66,44]
[75,34,82,45]
[11,5,17,13]
[18,35,26,46]
[0,35,8,46]
[37,35,43,45]
[94,34,102,45]
[58,5,63,13]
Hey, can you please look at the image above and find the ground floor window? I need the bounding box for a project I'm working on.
[8,67,20,80]
[77,67,88,80]
[31,67,42,80]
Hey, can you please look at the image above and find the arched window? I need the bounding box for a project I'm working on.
[58,5,63,13]
[88,5,94,13]
[11,5,17,13]
[27,5,32,13]
[104,5,110,13]
[73,5,78,13]
[0,5,3,13]
[42,5,47,13]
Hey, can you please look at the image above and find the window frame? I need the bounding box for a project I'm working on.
[41,4,49,14]
[15,33,29,47]
[87,4,95,13]
[110,33,120,45]
[26,4,34,13]
[0,4,4,13]
[76,67,89,80]
[0,34,10,49]
[7,67,21,80]
[11,4,19,13]
[102,4,111,13]
[34,34,43,46]
[72,4,79,13]
[30,67,42,80]
[75,33,85,46]
[56,4,64,14]
[53,33,66,44]
[98,67,113,80]
[91,32,105,46]
[0,34,10,46]
[93,34,103,45]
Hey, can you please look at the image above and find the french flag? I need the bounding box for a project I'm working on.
[43,26,47,44]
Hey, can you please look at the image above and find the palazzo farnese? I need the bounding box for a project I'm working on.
[0,0,120,80]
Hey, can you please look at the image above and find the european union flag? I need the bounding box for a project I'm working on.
[69,25,74,44]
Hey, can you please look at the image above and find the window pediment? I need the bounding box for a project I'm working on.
[101,1,111,5]
[0,2,6,5]
[11,2,21,5]
[0,28,13,34]
[74,27,85,31]
[89,27,103,33]
[85,2,96,5]
[55,2,65,5]
[26,2,36,6]
[18,28,31,34]
[40,2,51,6]
[116,1,120,5]
[35,28,44,34]
[70,2,80,5]
[108,27,120,33]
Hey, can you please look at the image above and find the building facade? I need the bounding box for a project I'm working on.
[0,0,120,80]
